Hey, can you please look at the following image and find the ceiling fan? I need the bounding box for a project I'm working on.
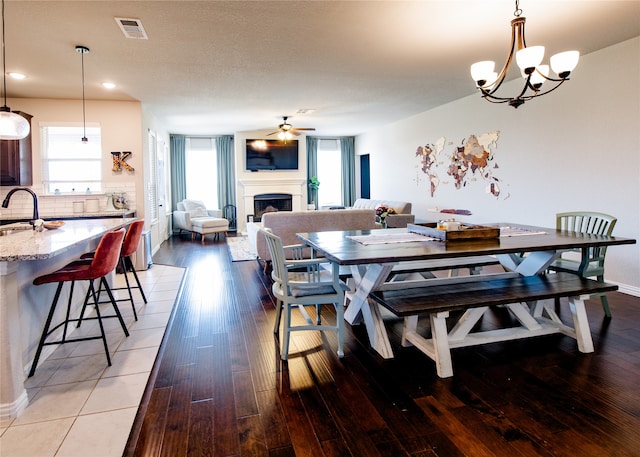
[267,116,315,139]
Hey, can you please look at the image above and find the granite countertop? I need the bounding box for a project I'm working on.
[0,218,137,262]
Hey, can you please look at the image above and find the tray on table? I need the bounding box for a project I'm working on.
[408,223,500,241]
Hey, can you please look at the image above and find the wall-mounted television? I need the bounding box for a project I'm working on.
[246,139,299,171]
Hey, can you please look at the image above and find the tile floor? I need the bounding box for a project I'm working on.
[0,264,185,457]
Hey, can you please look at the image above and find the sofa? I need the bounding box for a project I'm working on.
[173,199,229,244]
[251,209,378,266]
[351,198,415,228]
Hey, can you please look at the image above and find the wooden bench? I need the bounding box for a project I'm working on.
[369,272,618,377]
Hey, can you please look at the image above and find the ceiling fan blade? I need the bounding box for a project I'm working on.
[292,127,316,131]
[266,131,278,136]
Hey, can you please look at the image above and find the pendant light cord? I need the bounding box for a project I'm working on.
[81,49,86,140]
[76,45,89,142]
[2,0,8,108]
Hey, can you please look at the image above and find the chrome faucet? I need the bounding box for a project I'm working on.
[2,187,40,228]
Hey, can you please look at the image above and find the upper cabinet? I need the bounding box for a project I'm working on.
[0,111,33,186]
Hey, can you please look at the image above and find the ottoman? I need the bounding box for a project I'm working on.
[191,216,229,244]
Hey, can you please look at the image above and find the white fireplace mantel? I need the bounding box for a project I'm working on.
[238,177,307,231]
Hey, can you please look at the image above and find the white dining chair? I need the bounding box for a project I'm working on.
[262,228,349,360]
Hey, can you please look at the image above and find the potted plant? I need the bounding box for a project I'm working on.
[308,176,320,210]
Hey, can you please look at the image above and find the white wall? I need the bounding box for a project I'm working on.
[357,37,640,294]
[3,98,144,218]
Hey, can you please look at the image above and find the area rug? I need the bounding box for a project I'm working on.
[226,236,258,261]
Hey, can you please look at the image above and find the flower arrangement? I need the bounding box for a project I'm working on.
[375,205,396,226]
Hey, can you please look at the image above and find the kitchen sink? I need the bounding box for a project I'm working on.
[0,223,33,235]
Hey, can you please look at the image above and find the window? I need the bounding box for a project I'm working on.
[316,139,342,207]
[185,137,218,209]
[41,125,102,193]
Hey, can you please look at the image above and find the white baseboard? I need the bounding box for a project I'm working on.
[0,389,28,422]
[614,282,640,297]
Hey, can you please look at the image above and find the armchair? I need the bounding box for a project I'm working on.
[173,199,229,244]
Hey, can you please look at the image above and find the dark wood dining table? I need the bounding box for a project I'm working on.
[296,224,636,359]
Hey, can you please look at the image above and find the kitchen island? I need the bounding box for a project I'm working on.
[0,218,136,420]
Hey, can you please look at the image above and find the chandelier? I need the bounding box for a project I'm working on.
[470,0,579,108]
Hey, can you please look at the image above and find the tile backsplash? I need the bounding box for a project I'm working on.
[0,183,136,219]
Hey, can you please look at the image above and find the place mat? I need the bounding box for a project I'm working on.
[347,232,438,245]
[499,226,547,237]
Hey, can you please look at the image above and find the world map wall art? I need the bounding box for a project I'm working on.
[415,131,508,199]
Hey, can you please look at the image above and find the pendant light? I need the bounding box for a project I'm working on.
[75,45,89,143]
[0,0,30,140]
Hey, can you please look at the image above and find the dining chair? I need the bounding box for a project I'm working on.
[262,228,349,360]
[29,228,128,377]
[548,211,617,317]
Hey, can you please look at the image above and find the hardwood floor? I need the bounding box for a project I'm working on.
[124,234,640,457]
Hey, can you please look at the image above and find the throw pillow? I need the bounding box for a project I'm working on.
[183,199,208,218]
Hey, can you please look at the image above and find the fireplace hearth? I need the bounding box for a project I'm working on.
[253,193,292,221]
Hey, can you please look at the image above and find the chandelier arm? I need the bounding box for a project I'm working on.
[480,72,532,103]
[480,96,512,105]
[483,16,526,97]
[519,79,568,101]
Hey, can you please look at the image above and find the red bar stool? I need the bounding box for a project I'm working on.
[80,220,148,321]
[29,228,128,377]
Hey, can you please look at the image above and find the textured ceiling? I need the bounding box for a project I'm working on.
[4,1,639,136]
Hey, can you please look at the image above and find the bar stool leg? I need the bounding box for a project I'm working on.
[29,282,64,377]
[62,281,76,339]
[125,256,147,304]
[120,257,138,321]
[77,284,93,328]
[99,277,130,337]
[76,277,130,336]
[88,279,112,367]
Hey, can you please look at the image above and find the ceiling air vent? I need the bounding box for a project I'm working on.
[115,17,148,40]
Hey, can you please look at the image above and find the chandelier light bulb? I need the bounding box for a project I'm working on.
[529,65,549,89]
[516,46,545,74]
[550,50,580,78]
[484,72,499,90]
[470,61,495,86]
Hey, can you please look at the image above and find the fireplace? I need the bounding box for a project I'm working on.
[253,193,292,221]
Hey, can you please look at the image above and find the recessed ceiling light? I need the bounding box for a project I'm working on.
[101,82,116,89]
[296,109,316,115]
[8,72,25,80]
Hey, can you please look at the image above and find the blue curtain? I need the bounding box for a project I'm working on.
[169,134,186,211]
[215,135,236,208]
[340,137,356,206]
[306,137,318,205]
